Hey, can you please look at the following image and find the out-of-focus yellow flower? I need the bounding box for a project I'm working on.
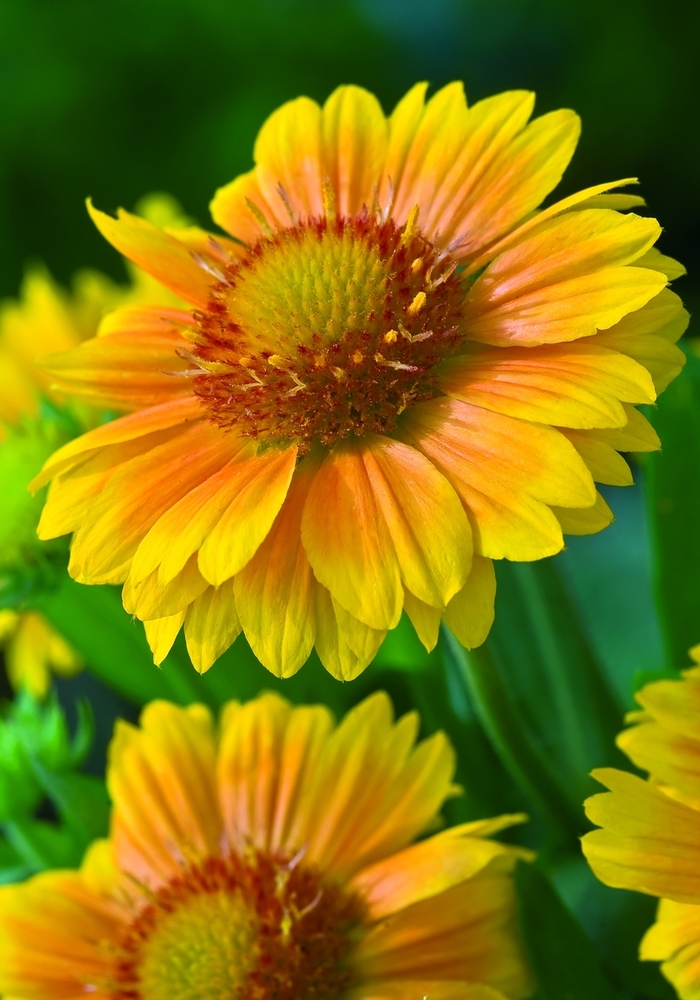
[0,691,534,1000]
[32,83,686,679]
[583,647,700,1000]
[0,194,189,694]
[0,610,81,699]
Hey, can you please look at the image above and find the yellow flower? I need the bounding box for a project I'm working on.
[32,83,687,678]
[0,691,534,1000]
[0,609,81,699]
[582,647,700,1000]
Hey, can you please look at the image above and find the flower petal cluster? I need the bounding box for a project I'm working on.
[32,83,687,677]
[583,647,700,1000]
[0,691,534,1000]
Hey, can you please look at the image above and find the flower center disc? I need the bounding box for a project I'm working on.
[112,853,363,1000]
[191,214,467,450]
[132,890,255,1000]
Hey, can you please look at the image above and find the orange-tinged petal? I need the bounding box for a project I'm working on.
[360,435,472,608]
[350,819,524,919]
[443,555,496,649]
[254,95,324,222]
[217,693,334,854]
[583,768,700,904]
[31,395,203,491]
[440,343,655,429]
[37,426,187,540]
[593,287,688,393]
[183,579,241,674]
[0,870,125,997]
[129,440,255,586]
[87,201,213,308]
[68,423,233,585]
[210,167,273,245]
[391,82,470,226]
[109,702,220,888]
[552,491,614,536]
[235,459,319,679]
[349,983,508,1000]
[298,694,456,877]
[420,90,535,244]
[302,442,403,631]
[400,398,595,560]
[451,107,581,259]
[198,445,297,586]
[144,612,185,666]
[355,869,533,999]
[403,590,441,652]
[464,209,665,347]
[321,85,388,217]
[44,324,191,410]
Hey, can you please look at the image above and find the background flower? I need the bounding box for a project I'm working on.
[0,692,534,1000]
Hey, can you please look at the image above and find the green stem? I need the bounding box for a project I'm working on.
[444,628,582,847]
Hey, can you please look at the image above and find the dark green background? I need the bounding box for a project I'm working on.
[0,0,697,314]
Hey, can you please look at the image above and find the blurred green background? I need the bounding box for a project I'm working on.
[0,4,699,997]
[0,0,697,311]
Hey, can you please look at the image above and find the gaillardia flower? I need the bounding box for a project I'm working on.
[583,648,700,1000]
[33,83,687,677]
[0,691,534,1000]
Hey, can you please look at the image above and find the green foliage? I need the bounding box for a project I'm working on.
[645,346,700,671]
[0,690,108,883]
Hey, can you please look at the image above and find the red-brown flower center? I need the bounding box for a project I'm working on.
[188,212,467,452]
[109,851,364,1000]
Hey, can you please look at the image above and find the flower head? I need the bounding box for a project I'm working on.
[582,647,700,1000]
[0,691,534,1000]
[0,609,81,698]
[32,83,687,677]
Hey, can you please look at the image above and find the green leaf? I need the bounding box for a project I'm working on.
[31,767,109,845]
[444,627,582,851]
[3,817,85,871]
[38,574,209,706]
[515,862,625,1000]
[0,836,31,884]
[645,346,700,670]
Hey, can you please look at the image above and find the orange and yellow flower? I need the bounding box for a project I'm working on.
[32,83,687,678]
[583,647,700,1000]
[0,691,534,1000]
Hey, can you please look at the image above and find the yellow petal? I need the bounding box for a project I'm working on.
[143,612,185,666]
[403,590,441,652]
[87,201,213,308]
[314,585,385,681]
[583,768,700,904]
[440,342,655,429]
[443,555,497,649]
[235,459,319,679]
[641,898,700,1000]
[198,446,297,586]
[301,441,403,630]
[321,85,388,217]
[183,580,241,673]
[350,818,525,919]
[108,702,220,888]
[464,209,665,347]
[254,96,324,222]
[560,430,633,487]
[400,398,595,560]
[361,435,472,608]
[552,491,614,535]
